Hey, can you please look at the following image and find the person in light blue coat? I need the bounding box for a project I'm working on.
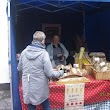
[46,35,69,68]
[17,31,65,110]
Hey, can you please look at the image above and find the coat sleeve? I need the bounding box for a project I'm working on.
[60,43,69,59]
[46,45,53,60]
[43,51,64,78]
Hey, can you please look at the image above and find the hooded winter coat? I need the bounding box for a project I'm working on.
[17,41,64,105]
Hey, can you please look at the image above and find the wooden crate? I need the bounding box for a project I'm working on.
[91,68,110,80]
[83,64,93,74]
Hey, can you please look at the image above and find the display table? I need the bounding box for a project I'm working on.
[19,76,110,110]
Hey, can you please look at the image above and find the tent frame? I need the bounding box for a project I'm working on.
[16,0,102,13]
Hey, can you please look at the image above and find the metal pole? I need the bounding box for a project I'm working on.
[24,4,51,12]
[81,2,100,9]
[16,0,37,6]
[53,7,81,13]
[17,4,46,12]
[8,0,13,110]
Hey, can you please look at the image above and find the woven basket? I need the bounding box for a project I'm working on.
[83,64,93,74]
[91,68,110,80]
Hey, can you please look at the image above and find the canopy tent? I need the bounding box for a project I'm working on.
[16,0,110,13]
[10,0,110,110]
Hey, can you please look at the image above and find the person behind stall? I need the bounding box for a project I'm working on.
[17,31,66,110]
[16,53,22,80]
[46,34,69,68]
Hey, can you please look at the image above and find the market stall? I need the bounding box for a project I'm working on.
[19,76,110,110]
[10,0,110,110]
[18,48,110,109]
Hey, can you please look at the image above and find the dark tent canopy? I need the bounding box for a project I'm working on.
[15,0,110,58]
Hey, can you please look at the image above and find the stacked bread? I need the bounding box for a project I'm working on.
[55,64,87,79]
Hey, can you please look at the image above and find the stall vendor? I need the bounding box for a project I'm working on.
[46,35,69,68]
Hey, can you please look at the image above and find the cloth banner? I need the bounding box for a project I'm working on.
[64,83,85,110]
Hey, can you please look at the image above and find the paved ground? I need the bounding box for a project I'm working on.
[0,84,11,110]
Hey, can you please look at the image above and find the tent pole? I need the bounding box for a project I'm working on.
[8,0,13,110]
[83,5,86,40]
[82,5,88,51]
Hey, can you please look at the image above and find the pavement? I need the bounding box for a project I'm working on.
[0,84,11,110]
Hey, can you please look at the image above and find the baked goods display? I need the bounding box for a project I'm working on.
[55,64,88,79]
[89,52,105,58]
[89,52,110,72]
[74,47,92,75]
[52,47,90,83]
[52,49,110,82]
[57,77,90,84]
[54,64,89,84]
[89,52,106,64]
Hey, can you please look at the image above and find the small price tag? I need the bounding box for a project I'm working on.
[100,62,106,66]
[94,57,100,61]
[73,64,79,68]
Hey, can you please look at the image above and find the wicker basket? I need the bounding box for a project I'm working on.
[91,68,110,80]
[83,64,93,74]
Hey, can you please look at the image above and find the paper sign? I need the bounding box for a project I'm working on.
[64,83,85,110]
